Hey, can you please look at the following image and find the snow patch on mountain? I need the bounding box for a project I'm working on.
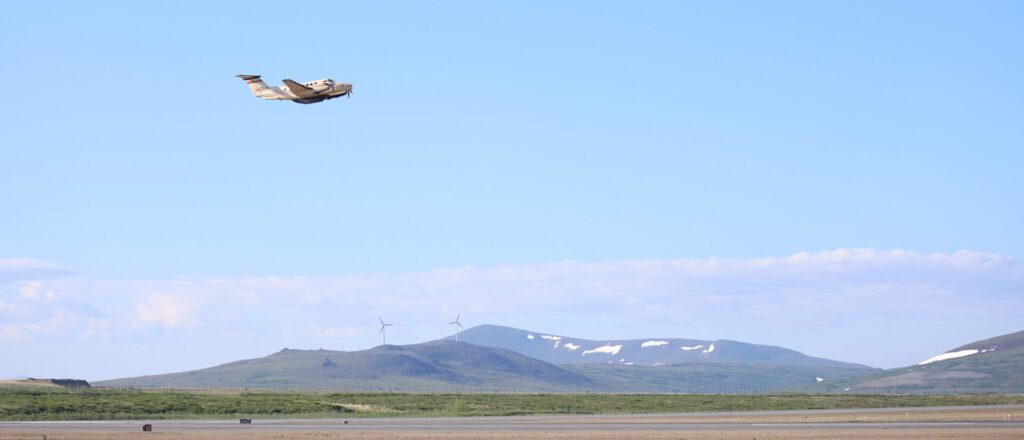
[918,349,980,365]
[816,377,824,382]
[582,344,623,356]
[702,343,716,354]
[540,335,563,348]
[564,342,580,351]
[680,345,704,351]
[641,340,669,348]
[526,334,535,340]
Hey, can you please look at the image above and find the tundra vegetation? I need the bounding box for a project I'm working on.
[1,387,1022,421]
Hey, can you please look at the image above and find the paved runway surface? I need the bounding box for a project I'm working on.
[2,404,1023,438]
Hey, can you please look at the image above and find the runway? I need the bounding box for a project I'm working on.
[5,419,1023,431]
[2,405,1023,439]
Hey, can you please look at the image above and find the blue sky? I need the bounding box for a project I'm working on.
[1,1,1023,379]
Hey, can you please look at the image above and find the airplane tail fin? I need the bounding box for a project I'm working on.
[237,75,269,96]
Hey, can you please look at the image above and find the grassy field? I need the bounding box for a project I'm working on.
[1,387,1023,421]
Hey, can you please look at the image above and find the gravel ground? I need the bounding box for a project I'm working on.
[2,406,1022,439]
[2,428,1024,440]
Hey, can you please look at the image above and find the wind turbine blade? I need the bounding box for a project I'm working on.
[379,316,385,325]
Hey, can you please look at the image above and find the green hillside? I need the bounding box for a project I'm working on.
[842,330,1024,393]
[97,340,594,392]
[4,388,1023,421]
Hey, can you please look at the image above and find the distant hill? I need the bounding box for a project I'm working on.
[96,337,874,392]
[449,324,872,369]
[97,340,594,392]
[842,329,1024,393]
[0,379,90,389]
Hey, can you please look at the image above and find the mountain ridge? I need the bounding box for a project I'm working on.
[447,324,872,369]
[94,325,876,392]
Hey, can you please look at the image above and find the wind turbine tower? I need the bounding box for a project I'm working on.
[378,316,393,345]
[449,313,464,341]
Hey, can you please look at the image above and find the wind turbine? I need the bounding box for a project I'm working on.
[449,313,464,342]
[378,316,393,345]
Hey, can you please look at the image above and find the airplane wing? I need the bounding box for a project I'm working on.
[282,79,318,98]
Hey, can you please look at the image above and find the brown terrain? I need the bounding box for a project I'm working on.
[2,405,1021,440]
[0,430,1021,440]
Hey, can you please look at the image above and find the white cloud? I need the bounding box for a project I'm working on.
[0,323,40,341]
[308,325,366,339]
[77,317,112,340]
[0,259,77,283]
[2,249,1022,370]
[134,293,199,328]
[0,300,27,317]
[20,281,55,301]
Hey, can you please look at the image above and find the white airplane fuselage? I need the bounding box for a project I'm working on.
[237,75,352,104]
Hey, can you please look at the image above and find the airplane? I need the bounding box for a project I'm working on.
[236,75,352,104]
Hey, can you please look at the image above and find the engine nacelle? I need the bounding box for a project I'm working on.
[292,97,328,104]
